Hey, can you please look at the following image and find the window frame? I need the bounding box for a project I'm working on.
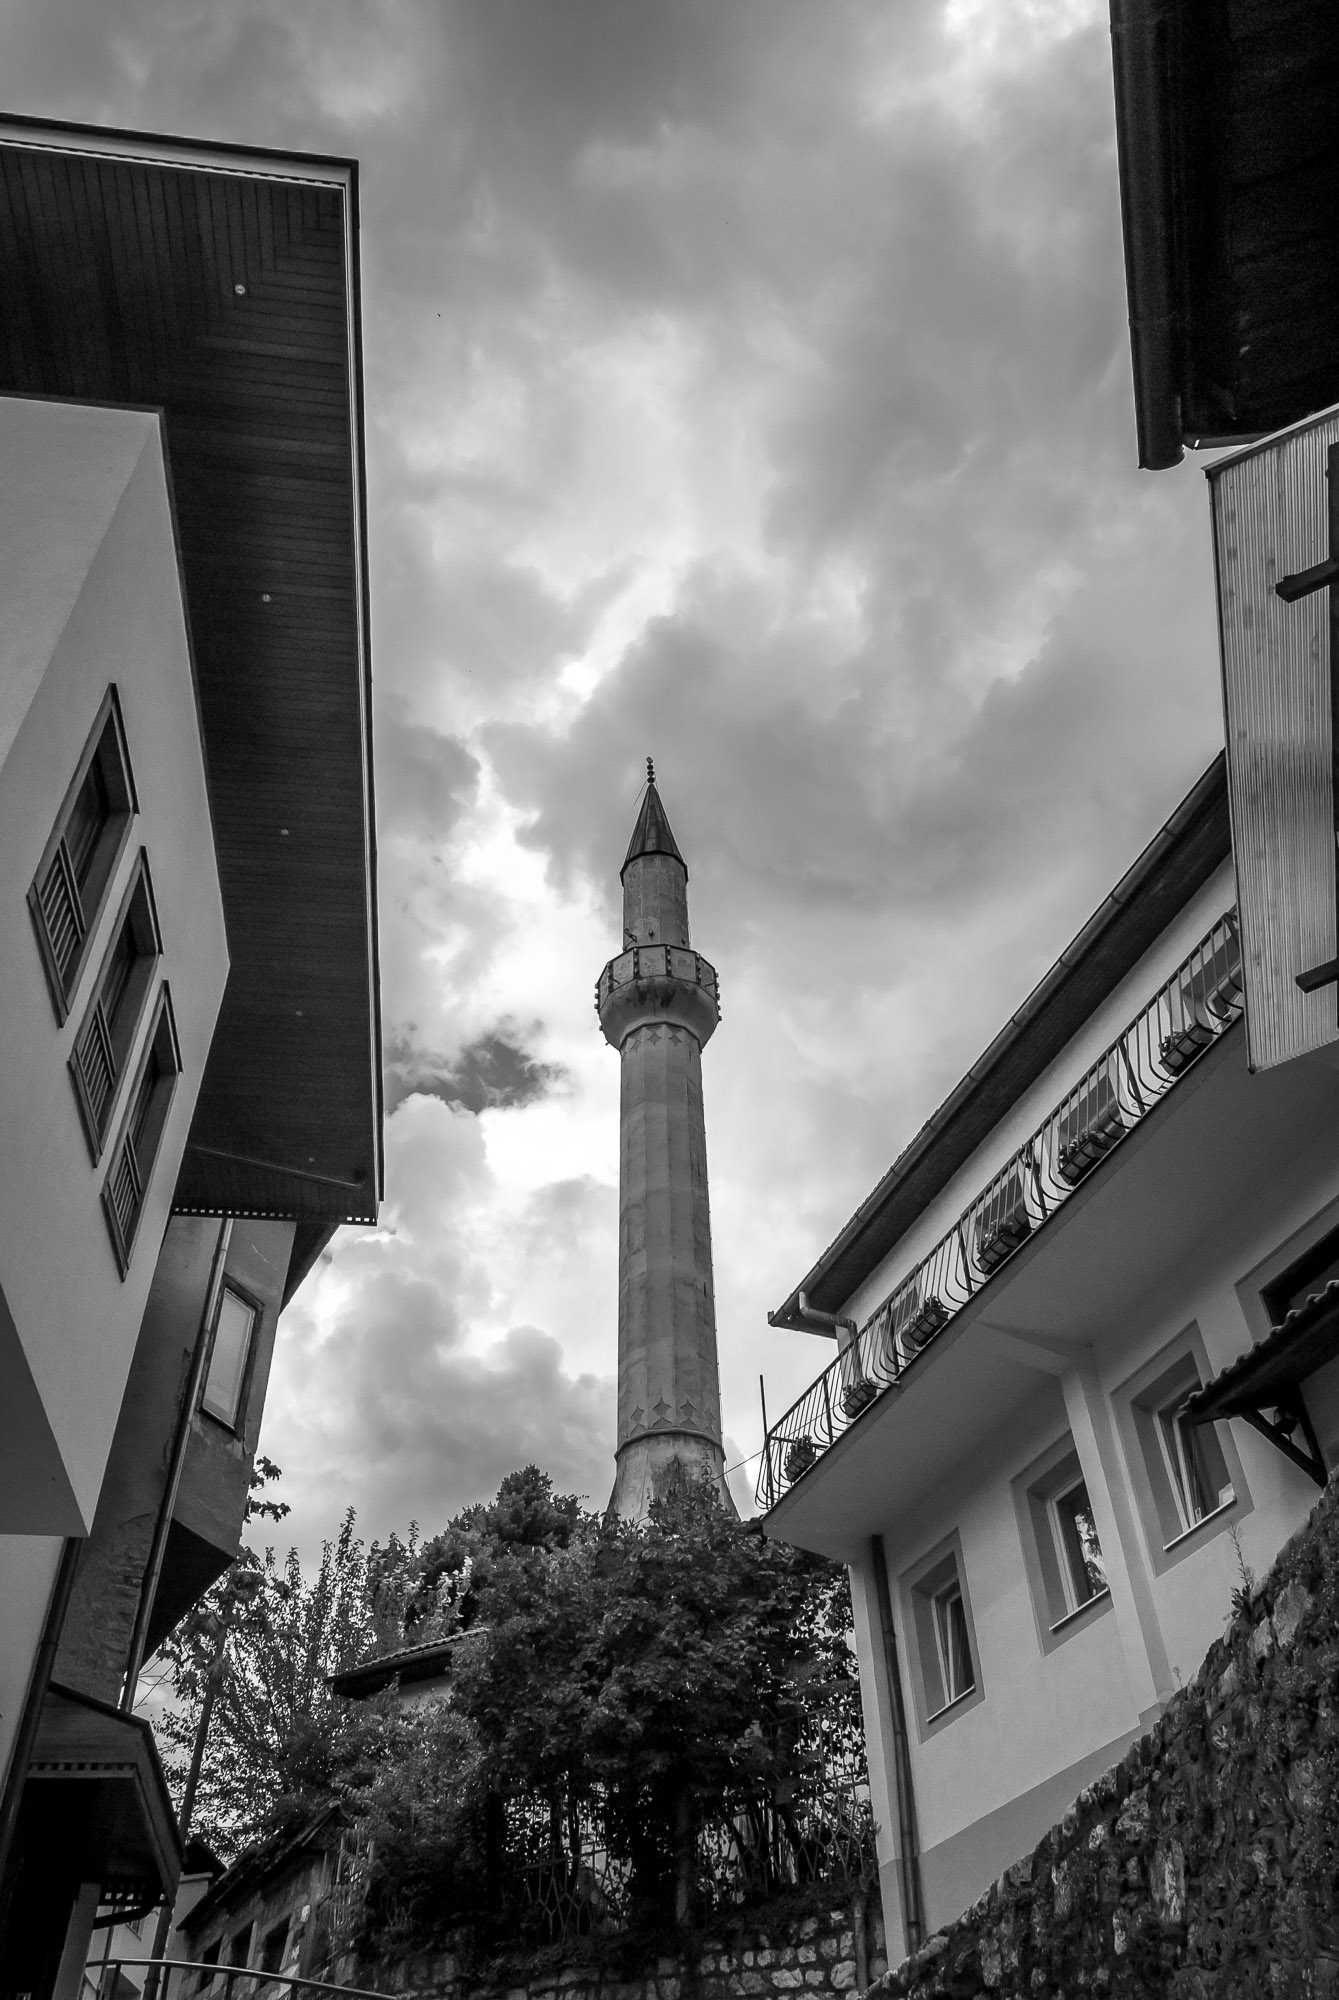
[1012,1434,1113,1652]
[28,687,137,1022]
[900,1531,984,1737]
[67,852,162,1162]
[200,1282,262,1435]
[101,985,181,1276]
[1114,1329,1251,1574]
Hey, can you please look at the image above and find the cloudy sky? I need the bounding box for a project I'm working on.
[6,0,1227,1553]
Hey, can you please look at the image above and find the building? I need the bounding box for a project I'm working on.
[328,1627,484,1713]
[0,116,380,1998]
[759,755,1339,1959]
[173,1809,360,1994]
[1108,0,1339,468]
[596,766,732,1517]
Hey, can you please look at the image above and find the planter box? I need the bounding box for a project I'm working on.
[840,1378,878,1419]
[1057,1107,1126,1186]
[977,1213,1031,1274]
[784,1437,818,1482]
[1160,1018,1216,1075]
[903,1296,950,1349]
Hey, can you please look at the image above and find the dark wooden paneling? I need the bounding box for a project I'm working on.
[0,138,379,1221]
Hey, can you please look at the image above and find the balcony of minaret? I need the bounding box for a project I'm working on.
[596,943,720,1051]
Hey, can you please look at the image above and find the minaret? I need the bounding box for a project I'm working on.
[597,763,734,1518]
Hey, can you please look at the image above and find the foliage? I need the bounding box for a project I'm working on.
[152,1499,390,1858]
[153,1460,866,1954]
[354,1469,865,1956]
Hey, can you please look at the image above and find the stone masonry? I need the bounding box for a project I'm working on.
[365,1904,887,2000]
[873,1475,1339,1998]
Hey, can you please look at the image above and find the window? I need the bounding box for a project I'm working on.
[904,1537,982,1730]
[196,1940,221,1993]
[1049,1474,1107,1614]
[68,857,161,1158]
[1133,1352,1235,1548]
[28,690,136,1017]
[202,1287,259,1430]
[1014,1438,1112,1648]
[1262,1220,1339,1326]
[102,989,180,1274]
[227,1925,252,1968]
[258,1921,289,1976]
[931,1577,975,1706]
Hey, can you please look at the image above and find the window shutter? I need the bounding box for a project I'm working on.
[37,843,85,984]
[105,1135,143,1254]
[75,1006,116,1134]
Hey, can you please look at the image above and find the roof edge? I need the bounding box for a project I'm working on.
[771,754,1231,1327]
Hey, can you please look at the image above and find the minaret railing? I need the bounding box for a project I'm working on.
[596,944,719,1014]
[758,908,1245,1510]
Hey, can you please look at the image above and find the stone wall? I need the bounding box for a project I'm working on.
[875,1479,1339,1998]
[367,1902,886,2000]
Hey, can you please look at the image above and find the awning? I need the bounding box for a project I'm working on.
[1183,1281,1339,1488]
[26,1684,181,1906]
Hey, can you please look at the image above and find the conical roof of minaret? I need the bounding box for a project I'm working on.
[620,771,687,880]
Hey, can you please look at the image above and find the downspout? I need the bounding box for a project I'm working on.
[768,1291,858,1349]
[120,1216,234,1710]
[870,1534,924,1957]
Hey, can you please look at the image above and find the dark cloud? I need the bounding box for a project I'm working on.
[2,0,1236,1545]
[376,702,480,842]
[384,1025,567,1116]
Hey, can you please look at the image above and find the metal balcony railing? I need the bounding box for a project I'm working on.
[595,943,719,1015]
[758,909,1245,1508]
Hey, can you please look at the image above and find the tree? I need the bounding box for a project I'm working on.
[355,1471,866,1951]
[152,1490,391,1857]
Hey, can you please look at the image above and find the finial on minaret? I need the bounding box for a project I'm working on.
[647,755,655,786]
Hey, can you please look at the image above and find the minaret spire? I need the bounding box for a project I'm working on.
[597,767,733,1519]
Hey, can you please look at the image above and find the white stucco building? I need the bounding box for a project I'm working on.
[760,757,1339,1962]
[0,119,381,1999]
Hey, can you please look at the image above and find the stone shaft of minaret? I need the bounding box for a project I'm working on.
[597,774,734,1519]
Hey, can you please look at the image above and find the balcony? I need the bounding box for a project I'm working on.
[758,910,1245,1509]
[596,943,721,1050]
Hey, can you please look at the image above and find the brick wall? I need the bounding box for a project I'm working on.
[363,1902,886,2000]
[874,1479,1339,1998]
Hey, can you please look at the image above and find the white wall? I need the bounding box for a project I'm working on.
[857,1131,1339,1930]
[0,397,229,1535]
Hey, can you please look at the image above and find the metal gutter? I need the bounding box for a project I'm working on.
[770,754,1230,1328]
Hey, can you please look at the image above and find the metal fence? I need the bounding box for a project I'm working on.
[507,1775,875,1945]
[758,908,1245,1507]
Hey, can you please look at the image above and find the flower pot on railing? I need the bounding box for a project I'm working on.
[1057,1106,1126,1186]
[784,1435,818,1482]
[903,1295,950,1349]
[977,1213,1030,1275]
[839,1377,878,1419]
[1159,1018,1216,1075]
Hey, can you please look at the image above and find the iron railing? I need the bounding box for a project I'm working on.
[82,1961,389,2000]
[758,909,1245,1507]
[506,1774,874,1944]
